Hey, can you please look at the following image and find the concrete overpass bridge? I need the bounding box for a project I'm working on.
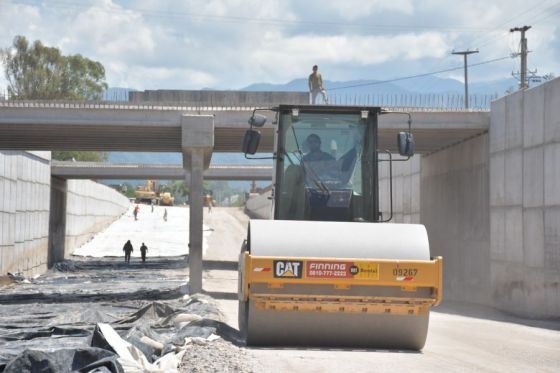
[51,161,273,181]
[0,102,489,154]
[0,101,490,294]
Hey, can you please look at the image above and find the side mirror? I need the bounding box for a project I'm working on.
[248,114,267,127]
[397,132,415,157]
[242,129,261,155]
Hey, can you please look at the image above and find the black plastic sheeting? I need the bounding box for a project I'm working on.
[0,295,240,372]
[3,348,122,373]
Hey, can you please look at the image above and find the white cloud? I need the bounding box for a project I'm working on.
[0,0,557,90]
[106,64,217,89]
[248,32,451,82]
[325,0,414,20]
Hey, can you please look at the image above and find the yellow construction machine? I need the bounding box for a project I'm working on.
[239,105,442,350]
[134,180,158,204]
[134,180,174,206]
[159,191,174,206]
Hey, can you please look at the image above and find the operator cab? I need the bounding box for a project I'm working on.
[243,105,415,224]
[273,106,380,222]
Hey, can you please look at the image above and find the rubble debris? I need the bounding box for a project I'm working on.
[0,296,244,373]
[179,339,254,373]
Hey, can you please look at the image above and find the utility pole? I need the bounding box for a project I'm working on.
[510,25,531,89]
[452,49,479,109]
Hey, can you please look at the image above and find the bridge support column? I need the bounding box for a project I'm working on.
[48,176,67,267]
[181,115,214,295]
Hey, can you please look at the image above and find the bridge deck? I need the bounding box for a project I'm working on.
[0,102,489,154]
[51,161,273,180]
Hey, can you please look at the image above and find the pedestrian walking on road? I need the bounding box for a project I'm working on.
[133,204,139,221]
[163,208,168,222]
[140,242,148,263]
[123,240,133,263]
[151,200,154,213]
[205,193,213,213]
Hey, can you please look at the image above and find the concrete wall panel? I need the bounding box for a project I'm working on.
[504,148,523,206]
[544,207,560,270]
[490,76,560,318]
[523,208,544,268]
[523,147,544,208]
[64,179,129,257]
[421,134,490,305]
[523,85,545,147]
[544,78,560,142]
[0,151,50,275]
[504,206,524,263]
[379,155,421,223]
[544,142,560,207]
[489,152,505,207]
[505,91,524,149]
[0,151,129,276]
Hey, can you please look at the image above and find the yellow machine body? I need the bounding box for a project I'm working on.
[238,106,443,350]
[242,254,442,316]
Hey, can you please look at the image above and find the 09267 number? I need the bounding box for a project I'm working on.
[392,268,418,276]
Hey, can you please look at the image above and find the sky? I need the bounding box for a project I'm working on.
[0,0,559,91]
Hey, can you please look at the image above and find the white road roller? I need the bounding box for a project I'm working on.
[239,105,442,350]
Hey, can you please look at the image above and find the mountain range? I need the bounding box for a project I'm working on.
[241,75,518,96]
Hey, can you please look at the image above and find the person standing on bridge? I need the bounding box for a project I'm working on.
[123,240,133,263]
[140,242,148,263]
[308,65,329,105]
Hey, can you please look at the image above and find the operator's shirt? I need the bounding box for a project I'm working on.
[303,150,334,162]
[308,72,324,91]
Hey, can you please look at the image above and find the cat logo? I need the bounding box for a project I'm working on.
[273,260,303,278]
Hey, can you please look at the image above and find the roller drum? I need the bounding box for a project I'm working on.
[240,220,433,350]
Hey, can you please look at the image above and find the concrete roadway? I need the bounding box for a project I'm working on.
[202,208,560,373]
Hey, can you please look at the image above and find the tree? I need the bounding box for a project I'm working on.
[51,151,108,162]
[1,35,108,100]
[169,180,189,203]
[2,36,109,161]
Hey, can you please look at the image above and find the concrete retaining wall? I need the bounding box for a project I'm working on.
[245,191,272,219]
[1,151,130,276]
[129,90,308,106]
[421,134,491,305]
[0,151,51,276]
[379,155,421,223]
[65,180,130,257]
[489,77,560,318]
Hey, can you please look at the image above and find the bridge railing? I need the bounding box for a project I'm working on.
[0,89,496,111]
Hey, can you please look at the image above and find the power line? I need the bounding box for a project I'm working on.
[9,0,496,32]
[528,3,560,23]
[328,55,513,91]
[465,0,559,49]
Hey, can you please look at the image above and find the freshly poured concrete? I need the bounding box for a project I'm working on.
[72,205,212,258]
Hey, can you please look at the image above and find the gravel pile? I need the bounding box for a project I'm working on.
[179,338,255,373]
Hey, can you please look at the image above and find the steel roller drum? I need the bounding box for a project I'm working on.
[239,220,432,350]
